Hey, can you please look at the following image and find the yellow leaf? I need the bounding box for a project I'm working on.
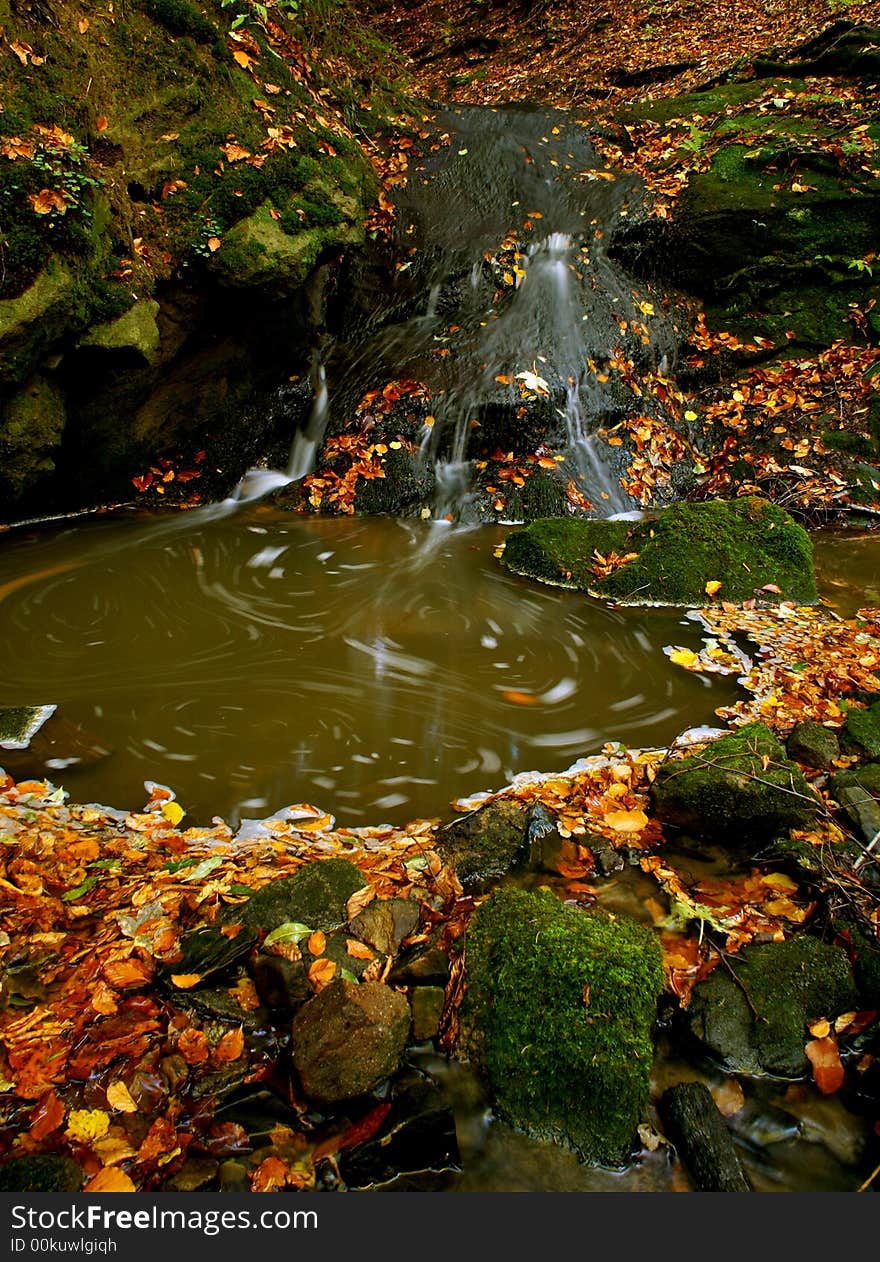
[78,18,90,33]
[207,236,222,253]
[684,410,698,421]
[106,1081,138,1114]
[66,1109,110,1144]
[84,1168,136,1193]
[604,808,649,833]
[161,800,184,826]
[761,871,798,892]
[232,50,254,69]
[705,580,722,597]
[669,648,699,668]
[808,1018,831,1039]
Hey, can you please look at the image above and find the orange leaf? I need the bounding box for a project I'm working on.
[232,50,254,69]
[103,958,152,989]
[308,957,337,991]
[29,1091,65,1141]
[346,938,375,960]
[307,931,326,956]
[170,973,203,990]
[214,1026,245,1063]
[250,1156,290,1192]
[805,1036,845,1095]
[177,1028,210,1065]
[84,1168,136,1193]
[604,808,649,833]
[502,689,539,706]
[29,188,67,216]
[207,236,222,253]
[96,115,108,133]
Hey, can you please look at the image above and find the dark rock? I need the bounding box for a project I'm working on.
[163,1157,218,1192]
[291,979,411,1103]
[786,720,840,769]
[249,952,312,1012]
[218,1160,250,1193]
[316,930,377,981]
[659,1082,751,1192]
[410,986,446,1042]
[461,888,663,1165]
[0,1154,83,1192]
[594,844,626,876]
[389,945,450,986]
[350,897,421,956]
[651,722,819,840]
[165,923,259,987]
[437,797,531,891]
[338,1075,460,1189]
[239,859,367,933]
[687,937,859,1076]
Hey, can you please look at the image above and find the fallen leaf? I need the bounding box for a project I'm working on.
[604,808,649,833]
[805,1036,845,1094]
[307,931,326,956]
[106,1081,138,1114]
[170,973,203,990]
[346,938,375,960]
[84,1168,136,1193]
[96,115,108,133]
[214,1026,245,1063]
[705,581,723,597]
[308,957,337,991]
[66,1108,111,1144]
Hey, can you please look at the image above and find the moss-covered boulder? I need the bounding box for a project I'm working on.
[239,859,367,933]
[501,498,816,606]
[209,202,363,296]
[437,798,531,891]
[651,722,818,840]
[0,704,56,750]
[79,300,162,365]
[841,700,880,759]
[687,936,859,1076]
[786,720,840,769]
[461,888,663,1165]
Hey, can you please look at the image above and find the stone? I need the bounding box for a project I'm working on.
[437,798,531,891]
[786,720,840,769]
[461,887,663,1165]
[167,923,258,985]
[79,299,161,365]
[829,763,880,843]
[238,859,367,933]
[163,1157,218,1192]
[0,375,67,498]
[651,721,819,840]
[210,202,362,296]
[0,262,75,385]
[389,945,450,986]
[0,1154,83,1192]
[841,701,880,759]
[291,979,411,1104]
[410,985,446,1042]
[687,937,858,1076]
[249,952,312,1012]
[502,497,817,606]
[350,897,421,956]
[0,705,56,750]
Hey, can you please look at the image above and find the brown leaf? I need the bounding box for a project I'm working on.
[308,957,337,991]
[213,1026,245,1064]
[29,1091,65,1141]
[96,115,108,133]
[307,931,326,956]
[346,938,375,961]
[250,1156,290,1192]
[177,1027,210,1065]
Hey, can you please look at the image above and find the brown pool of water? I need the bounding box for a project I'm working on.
[0,508,735,827]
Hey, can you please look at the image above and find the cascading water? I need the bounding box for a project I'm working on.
[323,104,687,525]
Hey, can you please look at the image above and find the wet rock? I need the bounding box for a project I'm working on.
[210,201,363,296]
[829,763,880,843]
[438,798,531,891]
[218,1160,250,1193]
[0,705,56,750]
[594,844,626,876]
[502,497,817,606]
[0,710,112,777]
[350,897,421,956]
[786,720,840,770]
[239,859,367,933]
[0,374,67,499]
[338,1074,460,1189]
[461,888,663,1165]
[389,945,450,986]
[291,979,411,1104]
[0,1154,83,1192]
[841,700,880,759]
[658,1081,752,1192]
[166,923,258,986]
[79,299,161,365]
[651,722,818,840]
[249,952,312,1013]
[687,937,858,1076]
[0,261,76,387]
[163,1157,218,1192]
[410,986,446,1042]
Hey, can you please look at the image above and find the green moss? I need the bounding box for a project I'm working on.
[688,936,859,1076]
[438,799,530,891]
[141,0,218,44]
[462,888,663,1166]
[651,721,819,840]
[0,374,67,497]
[238,859,367,933]
[841,700,880,757]
[0,1155,83,1193]
[502,497,817,606]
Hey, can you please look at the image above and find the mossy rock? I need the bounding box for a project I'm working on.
[352,446,436,515]
[0,374,67,498]
[841,700,880,758]
[0,704,56,749]
[687,936,859,1076]
[0,1154,83,1192]
[0,263,77,385]
[651,721,819,840]
[209,202,363,296]
[828,761,880,842]
[239,859,367,933]
[436,798,531,891]
[461,888,663,1165]
[501,497,817,606]
[786,719,840,769]
[78,299,162,365]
